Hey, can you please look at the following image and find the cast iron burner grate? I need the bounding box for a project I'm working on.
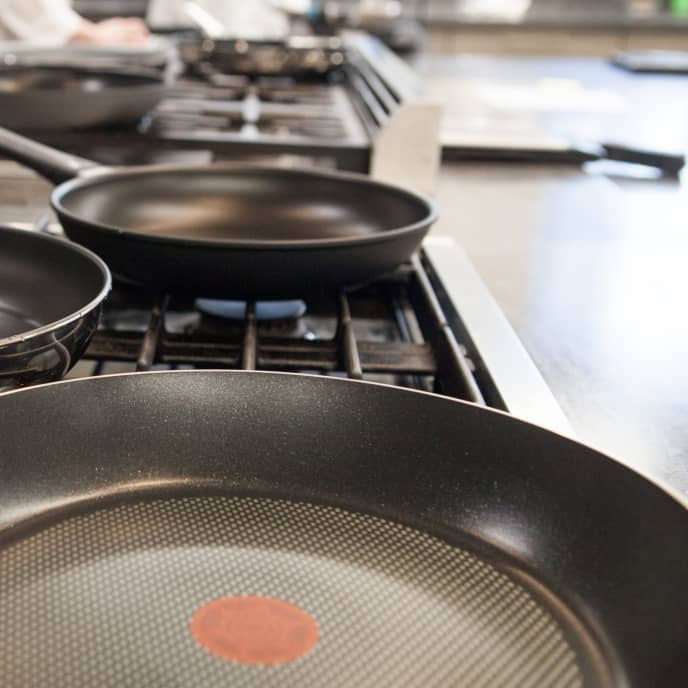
[76,253,505,409]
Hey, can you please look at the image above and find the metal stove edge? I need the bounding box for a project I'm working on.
[423,235,574,438]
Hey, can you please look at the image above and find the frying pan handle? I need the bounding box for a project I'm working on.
[0,126,99,185]
[600,142,686,176]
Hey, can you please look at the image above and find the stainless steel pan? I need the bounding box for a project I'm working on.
[0,225,110,390]
[0,64,166,130]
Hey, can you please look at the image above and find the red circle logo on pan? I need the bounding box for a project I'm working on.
[191,596,319,665]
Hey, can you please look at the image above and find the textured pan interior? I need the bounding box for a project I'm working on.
[2,371,686,686]
[0,496,589,688]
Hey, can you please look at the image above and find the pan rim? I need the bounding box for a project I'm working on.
[0,226,111,347]
[51,163,439,250]
[1,367,686,512]
[0,64,165,86]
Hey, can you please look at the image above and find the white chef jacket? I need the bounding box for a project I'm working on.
[0,0,82,44]
[147,0,289,40]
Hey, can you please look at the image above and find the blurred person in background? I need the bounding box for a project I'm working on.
[147,0,290,40]
[0,0,149,45]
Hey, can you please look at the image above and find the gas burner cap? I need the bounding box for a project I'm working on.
[195,299,306,321]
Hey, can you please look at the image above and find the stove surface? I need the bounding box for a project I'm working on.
[144,77,368,150]
[66,238,571,437]
[69,251,479,402]
[24,33,417,174]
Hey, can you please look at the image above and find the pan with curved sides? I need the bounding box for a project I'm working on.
[0,127,437,298]
[0,370,686,686]
[0,65,166,130]
[0,225,110,390]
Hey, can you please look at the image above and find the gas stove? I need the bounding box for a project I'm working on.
[66,236,570,438]
[31,33,424,174]
[141,75,368,167]
[0,31,566,435]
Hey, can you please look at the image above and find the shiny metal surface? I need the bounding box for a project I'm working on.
[0,66,165,131]
[423,236,573,438]
[0,307,103,392]
[419,53,688,493]
[0,226,110,390]
[178,36,346,77]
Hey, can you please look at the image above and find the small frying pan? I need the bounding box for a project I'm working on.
[0,225,110,390]
[181,0,345,78]
[0,65,166,130]
[0,371,686,686]
[178,36,346,78]
[0,127,436,298]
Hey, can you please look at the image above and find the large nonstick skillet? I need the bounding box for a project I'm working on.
[0,370,686,687]
[0,127,436,298]
[0,225,110,390]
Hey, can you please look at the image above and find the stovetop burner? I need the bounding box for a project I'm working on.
[70,252,486,405]
[143,78,365,147]
[26,34,418,175]
[62,237,572,438]
[195,299,307,321]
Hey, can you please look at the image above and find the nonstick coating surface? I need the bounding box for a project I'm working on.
[0,125,435,296]
[1,496,589,688]
[1,371,687,687]
[55,166,432,244]
[52,166,435,297]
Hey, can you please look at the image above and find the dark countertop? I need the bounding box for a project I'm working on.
[433,164,688,494]
[418,55,688,494]
[418,54,688,155]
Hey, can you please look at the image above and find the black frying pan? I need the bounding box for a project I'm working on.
[0,65,165,130]
[0,225,110,390]
[0,370,686,686]
[0,127,436,298]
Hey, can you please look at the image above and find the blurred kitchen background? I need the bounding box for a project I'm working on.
[73,0,688,54]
